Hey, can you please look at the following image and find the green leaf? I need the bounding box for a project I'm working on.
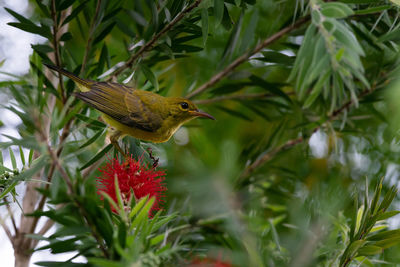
[34,0,50,17]
[28,149,34,166]
[150,233,165,246]
[201,8,209,45]
[321,2,354,18]
[214,0,224,25]
[79,129,106,149]
[239,9,259,53]
[355,205,364,235]
[378,186,398,213]
[343,240,366,261]
[79,144,113,170]
[210,82,251,95]
[354,5,391,15]
[4,7,32,24]
[0,156,47,200]
[375,211,400,221]
[129,195,149,220]
[50,226,90,238]
[304,69,331,108]
[116,19,136,38]
[141,64,159,91]
[0,181,18,200]
[75,114,106,129]
[60,32,73,42]
[9,148,16,170]
[132,198,155,237]
[35,261,87,267]
[368,229,400,241]
[374,236,400,249]
[62,0,89,26]
[19,146,25,166]
[57,0,75,11]
[339,0,380,3]
[221,11,243,63]
[221,4,233,31]
[216,105,252,121]
[370,179,383,215]
[93,22,116,44]
[378,27,400,42]
[31,44,53,54]
[36,237,80,253]
[357,245,383,256]
[7,22,51,38]
[256,51,295,66]
[249,75,291,103]
[171,44,203,53]
[87,258,120,267]
[114,173,126,218]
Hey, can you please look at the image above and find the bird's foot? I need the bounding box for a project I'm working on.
[109,131,129,159]
[147,148,159,168]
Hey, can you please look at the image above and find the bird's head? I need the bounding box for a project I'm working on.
[167,97,215,125]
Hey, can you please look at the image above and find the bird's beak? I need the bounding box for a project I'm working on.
[190,110,215,120]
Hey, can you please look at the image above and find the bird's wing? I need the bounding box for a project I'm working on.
[124,91,164,132]
[74,82,162,132]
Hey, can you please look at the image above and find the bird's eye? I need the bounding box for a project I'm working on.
[180,102,189,110]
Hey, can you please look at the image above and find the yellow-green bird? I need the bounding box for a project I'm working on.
[45,64,214,144]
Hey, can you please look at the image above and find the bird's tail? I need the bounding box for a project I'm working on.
[44,63,92,91]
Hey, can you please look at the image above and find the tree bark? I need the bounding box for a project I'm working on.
[8,5,72,267]
[14,249,32,267]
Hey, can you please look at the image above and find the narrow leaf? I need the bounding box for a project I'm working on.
[141,64,159,91]
[79,144,113,170]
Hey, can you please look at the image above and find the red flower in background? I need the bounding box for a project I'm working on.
[190,257,232,267]
[97,155,166,216]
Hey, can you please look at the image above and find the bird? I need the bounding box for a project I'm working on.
[44,64,215,149]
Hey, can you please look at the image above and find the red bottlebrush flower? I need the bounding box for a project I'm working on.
[190,257,232,267]
[96,155,166,217]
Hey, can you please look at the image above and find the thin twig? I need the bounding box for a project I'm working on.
[30,44,76,238]
[81,0,102,75]
[81,143,109,179]
[38,219,55,236]
[38,128,110,258]
[46,144,74,191]
[186,15,310,99]
[238,87,375,183]
[240,137,305,179]
[109,0,203,80]
[34,114,74,191]
[194,92,296,105]
[5,198,18,235]
[31,219,55,248]
[0,218,13,242]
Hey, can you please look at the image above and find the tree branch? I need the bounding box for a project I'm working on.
[186,15,310,99]
[108,0,203,80]
[5,198,18,235]
[29,14,75,239]
[37,130,110,258]
[0,218,13,243]
[240,136,305,180]
[31,219,55,248]
[237,86,375,185]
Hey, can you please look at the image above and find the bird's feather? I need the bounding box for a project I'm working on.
[74,83,163,132]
